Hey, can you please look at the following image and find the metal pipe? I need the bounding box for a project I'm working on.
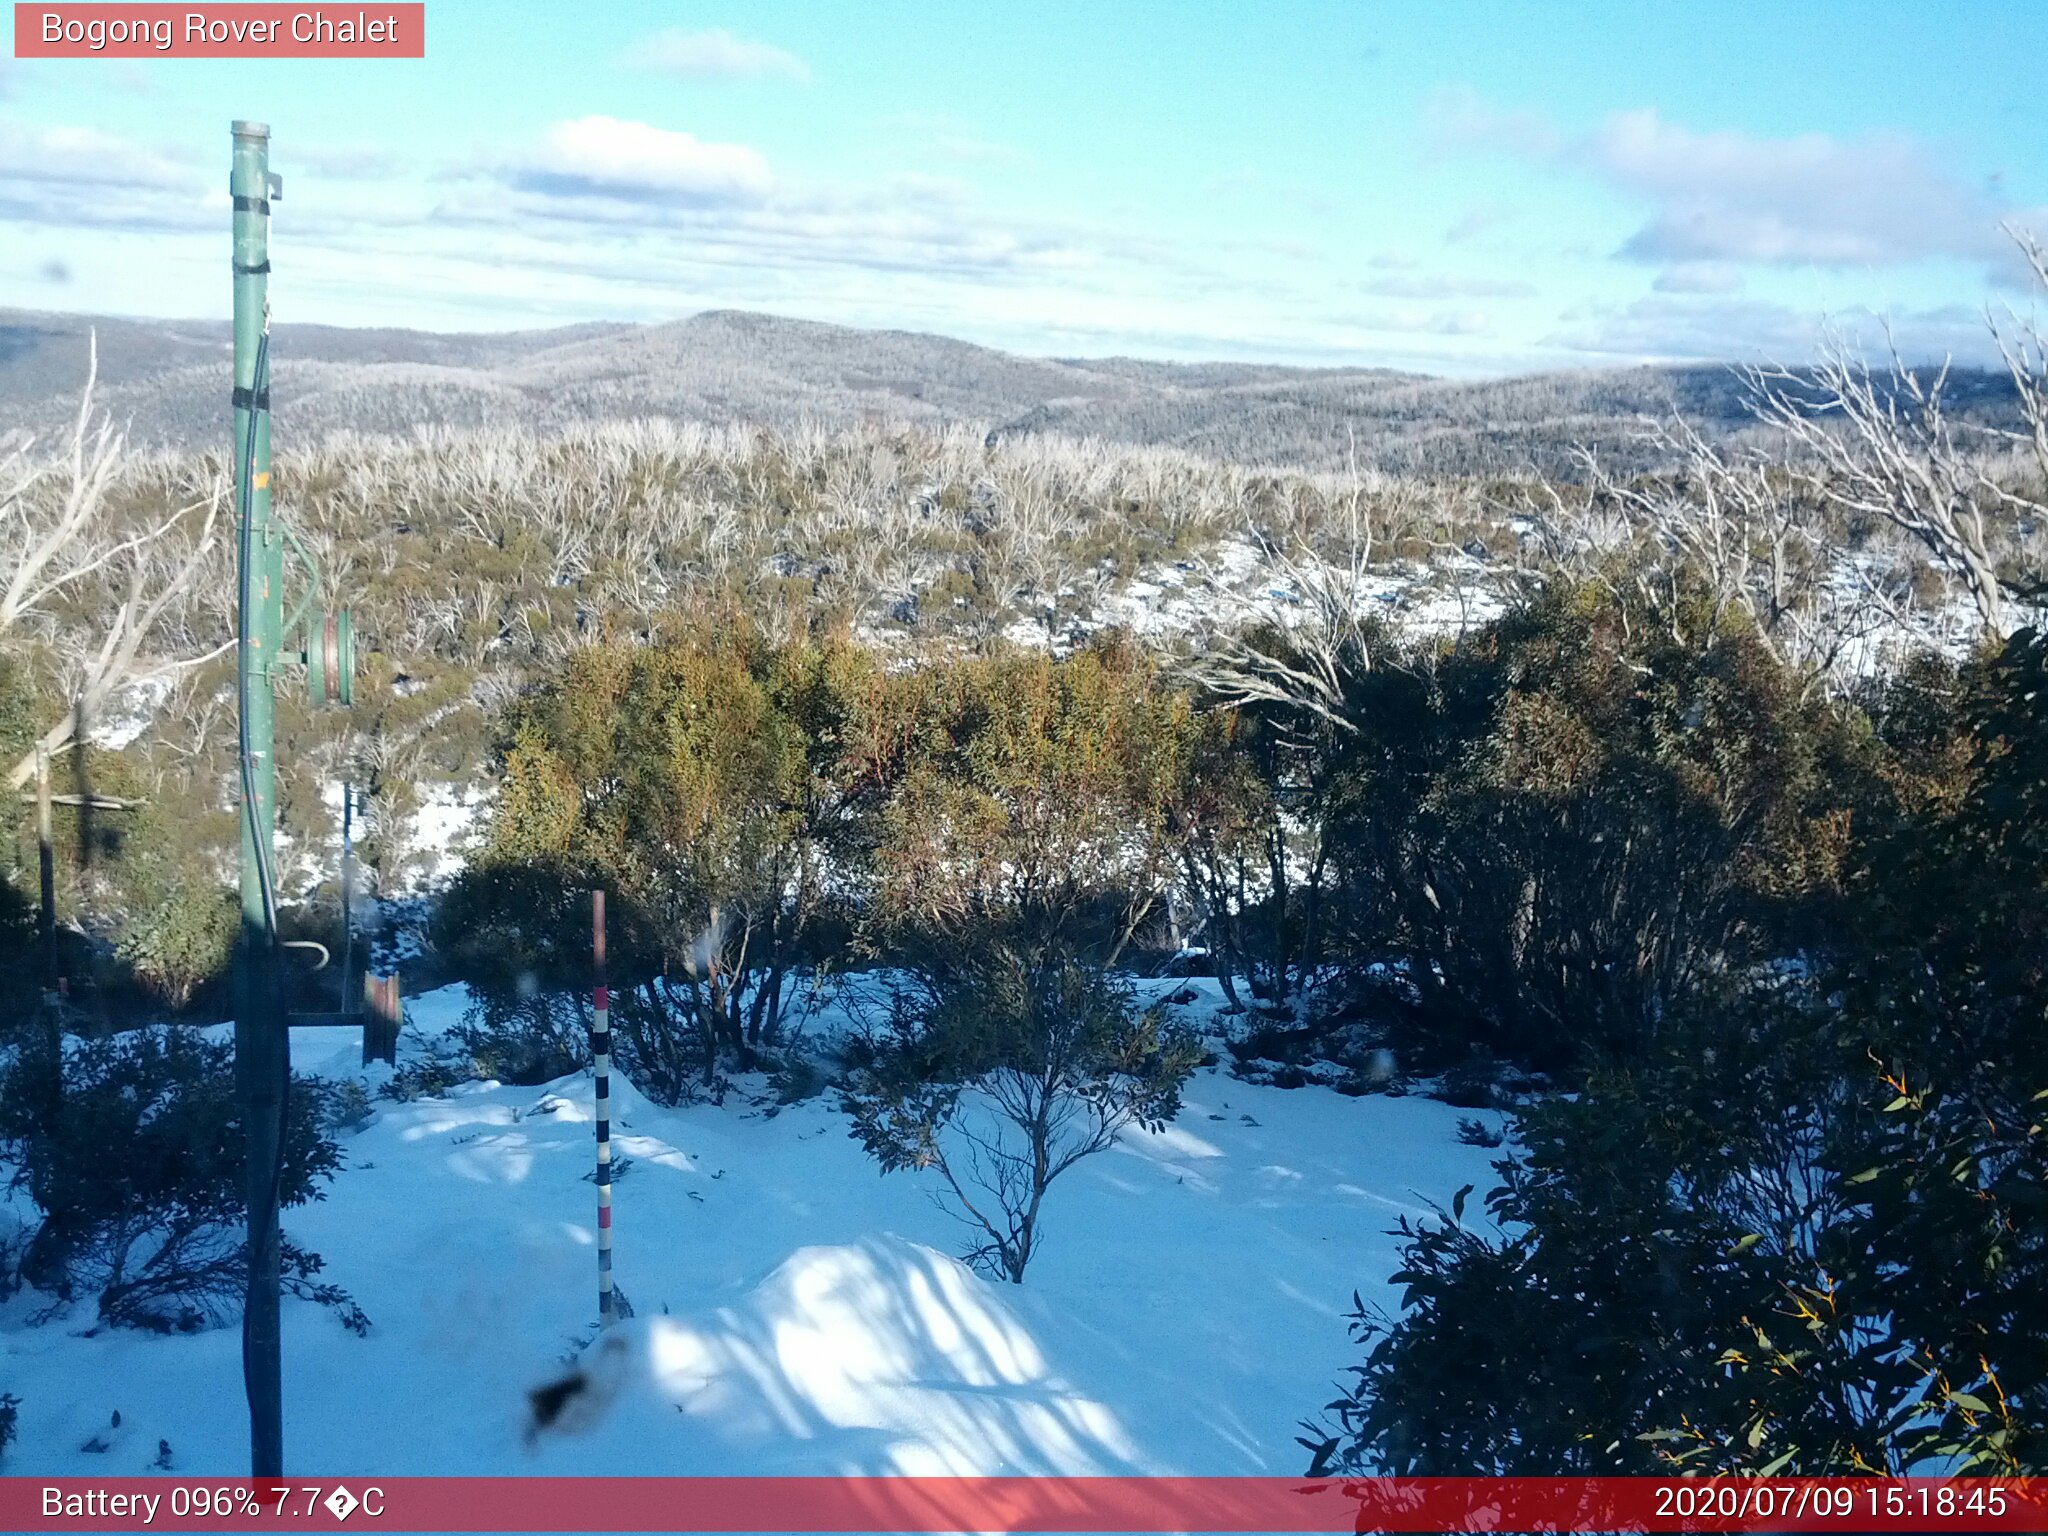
[231,116,288,1482]
[340,782,354,1006]
[35,748,60,1123]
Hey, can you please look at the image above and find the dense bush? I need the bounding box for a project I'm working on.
[1309,990,1889,1475]
[479,619,883,1080]
[1311,626,2048,1476]
[0,1029,360,1335]
[431,856,720,1100]
[431,858,606,1086]
[459,583,1882,1093]
[0,877,37,1029]
[114,880,238,1014]
[1325,582,1868,1072]
[1815,626,2048,1473]
[467,620,1218,1095]
[866,633,1211,971]
[1179,617,1367,1014]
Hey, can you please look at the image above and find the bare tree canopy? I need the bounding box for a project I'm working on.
[2,338,225,791]
[1741,231,2048,642]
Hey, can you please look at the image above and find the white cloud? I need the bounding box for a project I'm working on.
[1549,294,1818,361]
[625,28,810,82]
[511,117,772,204]
[0,120,212,234]
[1548,293,2005,366]
[1428,92,2035,279]
[1353,272,1534,300]
[882,172,974,206]
[1591,109,1998,267]
[1445,203,1514,245]
[439,184,1115,286]
[0,120,191,189]
[1335,306,1492,337]
[454,118,1198,291]
[1652,261,1745,295]
[1422,85,1561,161]
[293,143,403,179]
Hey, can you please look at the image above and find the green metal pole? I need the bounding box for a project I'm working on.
[231,117,287,1482]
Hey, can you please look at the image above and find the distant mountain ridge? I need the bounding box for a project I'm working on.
[0,305,2019,477]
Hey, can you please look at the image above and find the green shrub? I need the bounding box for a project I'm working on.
[1327,581,1868,1072]
[0,1028,359,1334]
[771,1054,825,1104]
[1311,990,1892,1475]
[867,634,1213,978]
[478,621,881,1080]
[378,1049,474,1104]
[115,881,238,1013]
[0,877,38,1038]
[1311,628,2048,1479]
[318,1079,375,1136]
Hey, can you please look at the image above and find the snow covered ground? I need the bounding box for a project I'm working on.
[970,534,1508,656]
[0,980,1504,1479]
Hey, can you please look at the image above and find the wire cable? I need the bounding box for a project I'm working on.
[236,321,280,943]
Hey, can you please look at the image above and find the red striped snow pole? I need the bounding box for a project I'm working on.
[592,889,616,1329]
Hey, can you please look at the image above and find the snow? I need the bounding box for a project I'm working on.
[0,980,1506,1478]
[88,674,176,751]
[268,779,490,906]
[402,782,490,893]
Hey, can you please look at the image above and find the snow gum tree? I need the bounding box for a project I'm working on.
[2,343,225,797]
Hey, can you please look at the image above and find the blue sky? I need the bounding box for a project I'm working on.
[3,1,2044,374]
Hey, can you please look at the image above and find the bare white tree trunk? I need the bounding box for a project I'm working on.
[1185,443,1384,734]
[1570,417,1920,689]
[2,337,226,790]
[1989,231,2048,533]
[1742,284,2045,643]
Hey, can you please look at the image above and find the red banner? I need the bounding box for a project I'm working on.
[2,1476,2045,1532]
[12,5,425,58]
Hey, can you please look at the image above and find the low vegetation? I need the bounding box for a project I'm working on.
[0,1029,359,1335]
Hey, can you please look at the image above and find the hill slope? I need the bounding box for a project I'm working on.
[2,305,1775,476]
[5,305,2022,476]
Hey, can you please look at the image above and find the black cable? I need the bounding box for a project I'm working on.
[236,323,280,943]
